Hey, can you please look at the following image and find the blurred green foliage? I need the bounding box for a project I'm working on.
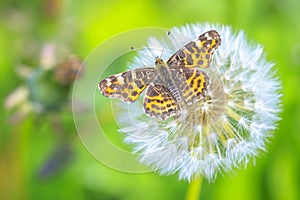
[1,0,300,200]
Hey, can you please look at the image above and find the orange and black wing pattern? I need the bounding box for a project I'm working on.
[99,68,157,103]
[167,30,221,68]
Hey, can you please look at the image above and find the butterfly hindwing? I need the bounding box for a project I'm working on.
[171,68,209,105]
[167,30,221,68]
[143,83,179,119]
[99,68,157,103]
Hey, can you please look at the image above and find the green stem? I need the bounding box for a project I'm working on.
[185,177,203,200]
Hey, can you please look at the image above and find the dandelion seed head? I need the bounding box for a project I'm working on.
[118,23,281,181]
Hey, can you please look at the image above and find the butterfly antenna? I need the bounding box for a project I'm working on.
[158,30,171,60]
[130,30,171,62]
[130,45,157,61]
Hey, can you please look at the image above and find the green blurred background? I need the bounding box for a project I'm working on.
[1,0,300,199]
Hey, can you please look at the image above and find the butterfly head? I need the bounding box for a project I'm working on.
[155,57,165,65]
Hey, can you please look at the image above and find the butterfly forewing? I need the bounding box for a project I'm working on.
[167,30,221,68]
[99,68,157,103]
[143,83,179,119]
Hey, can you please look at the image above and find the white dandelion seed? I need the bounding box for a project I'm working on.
[117,23,281,182]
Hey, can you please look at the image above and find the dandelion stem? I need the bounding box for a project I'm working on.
[185,177,203,200]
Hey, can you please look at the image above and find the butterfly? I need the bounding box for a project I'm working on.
[98,30,221,120]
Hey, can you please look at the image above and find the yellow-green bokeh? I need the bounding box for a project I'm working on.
[1,0,300,199]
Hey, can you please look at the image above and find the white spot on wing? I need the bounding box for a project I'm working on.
[117,76,125,84]
[106,81,112,87]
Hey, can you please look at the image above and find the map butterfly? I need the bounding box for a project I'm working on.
[98,30,221,120]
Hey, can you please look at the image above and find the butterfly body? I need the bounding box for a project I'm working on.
[154,58,185,105]
[99,30,221,120]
